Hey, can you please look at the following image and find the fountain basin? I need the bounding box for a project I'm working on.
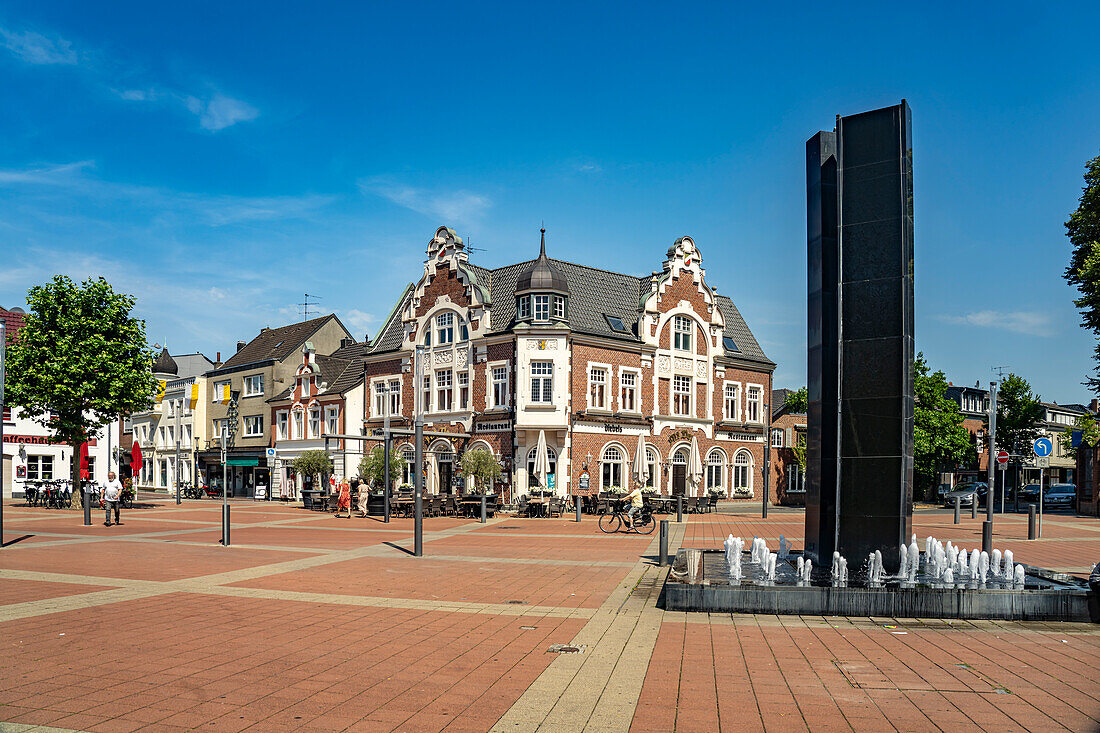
[664,549,1098,622]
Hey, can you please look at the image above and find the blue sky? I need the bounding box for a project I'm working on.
[1,1,1097,403]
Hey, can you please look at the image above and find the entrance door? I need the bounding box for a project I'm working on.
[672,465,686,496]
[438,459,453,495]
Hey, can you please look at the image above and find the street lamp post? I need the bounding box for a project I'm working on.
[762,401,770,519]
[414,346,425,557]
[383,381,391,524]
[221,398,237,547]
[174,396,181,505]
[983,381,999,554]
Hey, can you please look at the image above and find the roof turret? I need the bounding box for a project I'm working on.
[515,228,569,294]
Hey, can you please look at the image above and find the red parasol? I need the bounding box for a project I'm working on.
[130,441,143,477]
[78,442,90,480]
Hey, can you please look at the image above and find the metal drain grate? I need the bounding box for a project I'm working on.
[547,644,586,654]
[506,600,528,605]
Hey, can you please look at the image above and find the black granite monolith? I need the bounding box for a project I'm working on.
[806,102,914,573]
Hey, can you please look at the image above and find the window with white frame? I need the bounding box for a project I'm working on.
[436,370,453,411]
[554,296,565,319]
[620,371,637,412]
[724,383,741,421]
[601,445,623,490]
[458,372,469,409]
[421,375,431,413]
[527,446,557,488]
[212,380,230,402]
[645,447,658,490]
[326,406,339,435]
[292,409,304,439]
[388,379,401,415]
[436,312,454,345]
[308,407,321,438]
[460,320,469,341]
[534,294,550,322]
[518,296,530,319]
[244,415,264,437]
[746,385,762,423]
[673,316,692,351]
[788,463,805,493]
[401,447,415,486]
[673,375,692,416]
[26,455,53,480]
[706,450,725,491]
[492,366,509,408]
[277,411,288,440]
[423,326,431,346]
[589,367,607,410]
[374,381,387,417]
[299,375,312,397]
[243,374,264,396]
[733,450,753,493]
[183,424,192,447]
[530,361,553,403]
[771,428,784,448]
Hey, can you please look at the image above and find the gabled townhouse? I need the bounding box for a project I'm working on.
[198,314,353,496]
[769,388,807,505]
[353,226,775,502]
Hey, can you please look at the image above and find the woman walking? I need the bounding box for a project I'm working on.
[335,477,352,518]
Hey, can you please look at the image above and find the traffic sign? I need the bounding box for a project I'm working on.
[996,461,1008,471]
[265,447,276,458]
[996,450,1009,465]
[1035,456,1050,468]
[1033,437,1053,458]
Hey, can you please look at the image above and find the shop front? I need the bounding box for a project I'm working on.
[198,450,269,498]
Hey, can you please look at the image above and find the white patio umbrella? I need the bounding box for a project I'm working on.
[532,430,552,492]
[687,435,703,497]
[632,433,649,489]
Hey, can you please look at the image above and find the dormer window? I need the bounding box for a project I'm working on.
[436,312,454,345]
[673,316,692,351]
[534,295,550,322]
[518,297,530,320]
[554,296,565,319]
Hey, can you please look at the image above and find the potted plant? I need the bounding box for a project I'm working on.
[459,448,502,496]
[358,445,406,494]
[292,450,333,510]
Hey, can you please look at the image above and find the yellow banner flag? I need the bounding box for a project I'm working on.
[156,380,166,402]
[220,383,232,404]
[187,383,199,410]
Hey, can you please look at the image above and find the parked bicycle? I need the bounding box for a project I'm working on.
[598,500,655,534]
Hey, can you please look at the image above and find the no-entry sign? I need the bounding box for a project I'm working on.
[996,450,1009,465]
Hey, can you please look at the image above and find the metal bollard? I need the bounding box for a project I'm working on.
[222,504,231,546]
[384,487,390,524]
[971,495,977,519]
[83,485,91,526]
[953,496,960,524]
[677,496,683,523]
[981,520,992,555]
[480,496,487,524]
[659,520,669,566]
[1028,504,1037,540]
[576,498,582,523]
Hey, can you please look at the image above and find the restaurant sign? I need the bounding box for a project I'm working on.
[3,435,67,445]
[720,432,764,442]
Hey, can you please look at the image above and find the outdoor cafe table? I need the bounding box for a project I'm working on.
[525,495,551,517]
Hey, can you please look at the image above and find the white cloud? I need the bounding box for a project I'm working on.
[341,309,377,336]
[0,27,78,65]
[186,93,259,131]
[359,177,492,227]
[0,160,94,186]
[939,310,1052,337]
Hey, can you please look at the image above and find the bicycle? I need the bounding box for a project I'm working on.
[598,500,655,534]
[120,486,135,509]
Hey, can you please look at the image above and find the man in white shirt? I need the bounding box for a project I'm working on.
[103,471,124,526]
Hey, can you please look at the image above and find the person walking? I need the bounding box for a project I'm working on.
[335,477,352,519]
[103,471,124,526]
[356,478,370,517]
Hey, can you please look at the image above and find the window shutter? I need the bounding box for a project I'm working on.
[785,428,793,447]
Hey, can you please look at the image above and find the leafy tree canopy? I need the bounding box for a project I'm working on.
[914,353,974,498]
[6,275,156,445]
[358,445,406,488]
[292,450,333,483]
[992,373,1044,453]
[1064,152,1100,390]
[1059,413,1099,460]
[784,387,808,414]
[459,448,502,493]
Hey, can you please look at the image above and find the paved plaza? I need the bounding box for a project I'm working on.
[0,500,1097,732]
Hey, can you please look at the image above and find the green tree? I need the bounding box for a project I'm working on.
[784,387,808,414]
[792,432,806,472]
[5,276,157,492]
[1064,153,1100,390]
[914,353,974,500]
[357,445,406,489]
[1059,413,1098,460]
[992,374,1044,455]
[459,448,502,494]
[292,450,333,487]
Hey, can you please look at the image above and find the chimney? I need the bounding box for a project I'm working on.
[1091,398,1099,414]
[236,340,246,352]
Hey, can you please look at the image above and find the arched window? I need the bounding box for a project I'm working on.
[401,447,415,486]
[527,446,557,490]
[706,449,726,492]
[733,450,753,494]
[672,448,688,465]
[645,447,659,490]
[601,445,624,490]
[292,408,304,440]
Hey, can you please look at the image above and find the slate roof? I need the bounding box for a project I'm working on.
[268,354,361,401]
[364,255,773,366]
[152,347,178,375]
[219,314,348,371]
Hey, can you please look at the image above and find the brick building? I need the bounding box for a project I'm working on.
[769,388,807,505]
[354,226,775,501]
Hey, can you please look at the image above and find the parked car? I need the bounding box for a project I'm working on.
[1044,484,1076,508]
[1018,483,1042,503]
[943,482,986,507]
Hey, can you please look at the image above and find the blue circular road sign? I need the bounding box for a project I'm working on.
[1033,437,1053,458]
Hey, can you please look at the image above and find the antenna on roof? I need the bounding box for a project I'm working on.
[465,234,487,253]
[300,293,322,322]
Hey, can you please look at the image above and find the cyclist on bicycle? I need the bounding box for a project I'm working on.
[623,485,644,529]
